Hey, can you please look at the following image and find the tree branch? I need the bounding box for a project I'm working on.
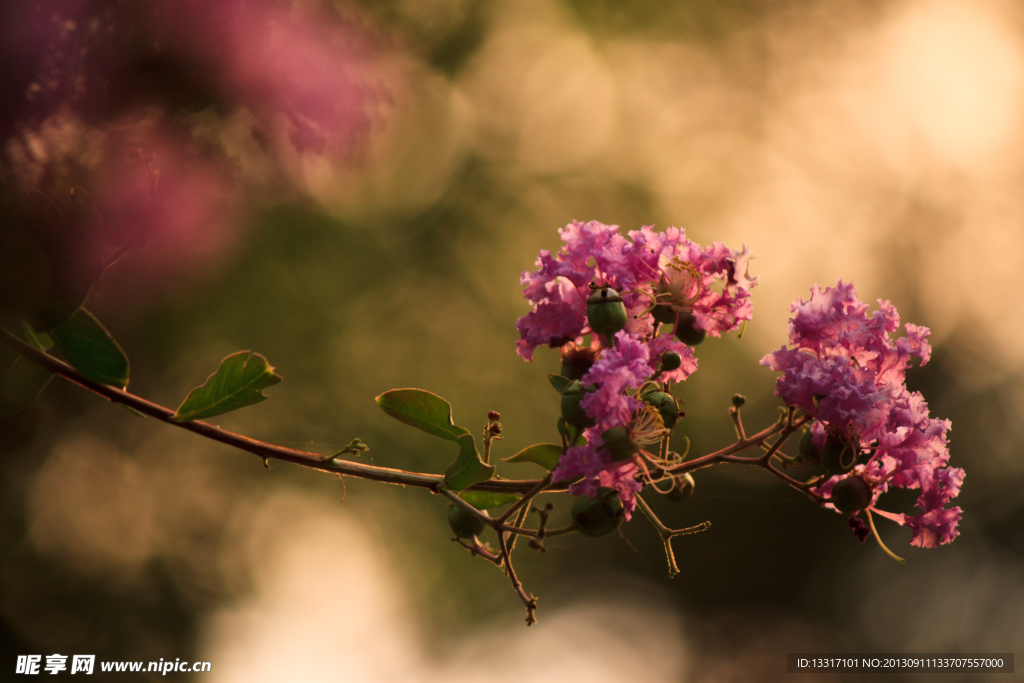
[0,328,557,494]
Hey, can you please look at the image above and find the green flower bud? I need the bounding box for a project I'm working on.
[448,505,488,538]
[571,487,625,537]
[601,426,638,462]
[798,428,819,459]
[674,311,706,346]
[820,434,857,475]
[666,473,695,502]
[651,303,677,324]
[641,390,678,429]
[587,287,627,335]
[731,394,746,409]
[561,380,596,427]
[829,476,872,514]
[660,351,682,371]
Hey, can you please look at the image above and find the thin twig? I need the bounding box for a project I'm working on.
[507,504,531,552]
[497,530,538,625]
[453,537,503,566]
[496,473,552,524]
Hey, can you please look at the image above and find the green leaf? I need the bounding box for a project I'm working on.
[122,405,147,419]
[49,308,129,388]
[0,357,53,416]
[443,433,495,491]
[20,320,53,351]
[548,373,572,394]
[0,319,57,415]
[375,388,470,442]
[459,491,520,510]
[172,351,282,422]
[504,443,562,472]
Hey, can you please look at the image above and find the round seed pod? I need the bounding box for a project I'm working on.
[666,473,695,502]
[448,505,487,538]
[651,303,678,324]
[674,311,706,346]
[641,390,678,429]
[587,287,628,335]
[571,487,625,537]
[820,434,857,475]
[561,380,596,427]
[601,426,638,462]
[661,351,682,371]
[829,476,872,513]
[798,428,819,459]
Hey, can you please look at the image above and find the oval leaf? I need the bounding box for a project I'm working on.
[547,374,572,394]
[172,351,282,422]
[504,443,562,472]
[459,491,520,510]
[49,308,129,388]
[444,433,495,491]
[376,389,469,442]
[20,320,53,352]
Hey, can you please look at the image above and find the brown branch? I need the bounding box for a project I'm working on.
[0,328,556,494]
[497,530,538,625]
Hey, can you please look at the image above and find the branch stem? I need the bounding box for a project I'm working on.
[0,328,555,494]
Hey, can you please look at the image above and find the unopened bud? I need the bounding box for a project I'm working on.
[571,487,625,537]
[561,380,596,427]
[830,476,872,513]
[799,428,818,459]
[651,303,678,324]
[661,351,682,371]
[488,411,501,421]
[448,505,488,538]
[601,426,638,462]
[641,390,679,429]
[674,311,706,346]
[587,287,628,335]
[731,394,746,409]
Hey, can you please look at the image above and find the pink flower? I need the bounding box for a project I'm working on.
[762,281,962,548]
[646,337,699,382]
[578,332,653,426]
[524,222,757,513]
[551,331,653,516]
[893,506,962,548]
[516,221,757,361]
[625,226,757,338]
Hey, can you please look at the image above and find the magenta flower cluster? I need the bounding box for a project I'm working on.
[516,221,757,514]
[760,282,963,547]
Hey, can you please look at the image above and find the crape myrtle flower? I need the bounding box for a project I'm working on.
[552,331,652,517]
[760,282,963,548]
[515,221,757,362]
[519,222,757,512]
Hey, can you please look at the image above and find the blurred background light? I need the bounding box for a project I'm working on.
[2,0,1022,680]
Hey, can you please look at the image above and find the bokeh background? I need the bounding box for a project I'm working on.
[2,0,1023,681]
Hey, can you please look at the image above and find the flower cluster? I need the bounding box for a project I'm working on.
[760,282,963,548]
[516,221,757,513]
[517,221,755,363]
